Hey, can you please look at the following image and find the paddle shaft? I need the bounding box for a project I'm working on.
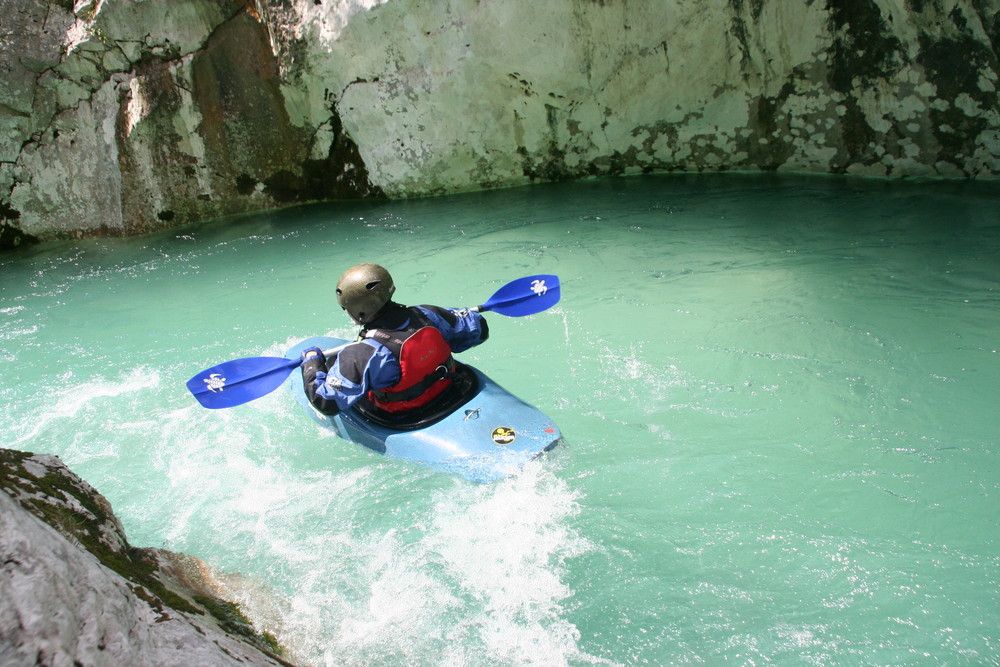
[310,296,535,361]
[321,343,349,359]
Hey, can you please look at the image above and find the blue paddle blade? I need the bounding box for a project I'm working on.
[479,274,560,316]
[186,356,301,409]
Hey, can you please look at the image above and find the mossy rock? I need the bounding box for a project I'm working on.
[1,448,286,659]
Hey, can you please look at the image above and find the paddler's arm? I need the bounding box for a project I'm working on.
[301,347,341,416]
[416,305,489,352]
[301,342,401,415]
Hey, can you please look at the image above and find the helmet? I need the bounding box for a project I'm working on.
[336,263,396,324]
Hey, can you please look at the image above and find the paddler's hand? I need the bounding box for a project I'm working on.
[301,347,324,361]
[301,347,327,372]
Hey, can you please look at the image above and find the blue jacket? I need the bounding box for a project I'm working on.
[302,303,488,415]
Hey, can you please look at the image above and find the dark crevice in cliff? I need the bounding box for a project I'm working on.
[827,0,906,93]
[913,9,998,174]
[1,221,39,252]
[732,0,766,21]
[0,191,33,250]
[745,81,799,171]
[728,0,766,75]
[917,31,998,105]
[296,111,384,201]
[980,3,1000,52]
[338,76,381,103]
[186,7,382,210]
[837,98,879,172]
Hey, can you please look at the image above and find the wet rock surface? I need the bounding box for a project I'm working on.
[0,448,293,667]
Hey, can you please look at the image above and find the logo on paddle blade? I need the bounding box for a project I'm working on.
[530,279,548,296]
[203,373,227,393]
[492,427,516,445]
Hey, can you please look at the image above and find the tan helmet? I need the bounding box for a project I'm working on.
[336,263,396,324]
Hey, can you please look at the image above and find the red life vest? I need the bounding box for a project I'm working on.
[366,315,456,413]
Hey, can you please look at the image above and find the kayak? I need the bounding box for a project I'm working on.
[185,274,565,482]
[284,336,563,482]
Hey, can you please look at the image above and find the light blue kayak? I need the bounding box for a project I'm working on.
[285,337,563,482]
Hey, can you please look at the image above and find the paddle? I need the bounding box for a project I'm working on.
[472,274,559,316]
[186,274,561,409]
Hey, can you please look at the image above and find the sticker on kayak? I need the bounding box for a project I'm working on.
[492,427,516,445]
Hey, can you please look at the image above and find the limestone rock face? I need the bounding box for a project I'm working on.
[0,0,378,247]
[0,449,292,667]
[1,0,999,247]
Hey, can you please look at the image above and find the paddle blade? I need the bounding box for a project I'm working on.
[479,274,561,317]
[186,356,301,409]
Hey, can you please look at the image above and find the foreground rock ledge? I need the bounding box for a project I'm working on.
[0,448,295,667]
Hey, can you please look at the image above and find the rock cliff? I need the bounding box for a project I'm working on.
[0,448,294,666]
[1,0,998,248]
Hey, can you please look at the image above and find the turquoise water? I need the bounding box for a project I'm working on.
[2,173,999,665]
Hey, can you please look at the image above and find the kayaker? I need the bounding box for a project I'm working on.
[299,263,489,416]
